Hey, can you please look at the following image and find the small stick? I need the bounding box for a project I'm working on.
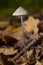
[11,36,41,61]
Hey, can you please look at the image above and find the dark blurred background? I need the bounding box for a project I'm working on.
[0,0,43,20]
[0,0,43,14]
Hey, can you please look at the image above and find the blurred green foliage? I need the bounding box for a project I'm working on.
[0,0,43,14]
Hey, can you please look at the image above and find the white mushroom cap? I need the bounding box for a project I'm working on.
[13,7,28,16]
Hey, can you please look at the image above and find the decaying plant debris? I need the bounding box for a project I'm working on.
[0,16,43,65]
[0,35,43,65]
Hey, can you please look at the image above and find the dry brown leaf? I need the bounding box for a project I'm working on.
[35,60,42,65]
